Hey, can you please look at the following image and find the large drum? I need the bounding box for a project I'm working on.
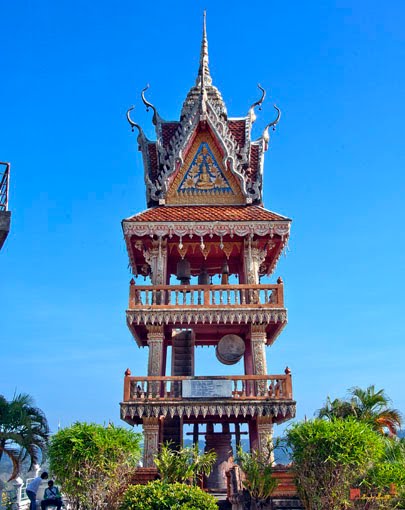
[216,334,245,365]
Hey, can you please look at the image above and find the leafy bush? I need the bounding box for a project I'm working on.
[236,443,278,508]
[49,422,142,510]
[120,480,218,510]
[287,418,385,510]
[154,442,216,485]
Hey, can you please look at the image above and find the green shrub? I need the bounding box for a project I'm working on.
[236,443,278,507]
[120,480,218,510]
[154,442,216,485]
[49,422,142,510]
[287,418,385,510]
[364,461,405,491]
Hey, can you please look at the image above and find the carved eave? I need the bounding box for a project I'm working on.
[120,399,296,425]
[122,205,291,277]
[126,308,287,348]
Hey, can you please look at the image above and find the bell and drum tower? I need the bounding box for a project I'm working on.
[120,14,296,490]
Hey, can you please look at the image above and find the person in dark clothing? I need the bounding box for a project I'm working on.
[40,480,62,510]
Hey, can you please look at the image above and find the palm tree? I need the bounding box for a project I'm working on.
[318,385,402,436]
[349,385,402,436]
[0,393,50,480]
[318,396,356,420]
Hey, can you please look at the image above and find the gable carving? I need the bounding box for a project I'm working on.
[166,132,245,205]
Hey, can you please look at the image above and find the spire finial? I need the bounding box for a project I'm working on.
[196,10,212,87]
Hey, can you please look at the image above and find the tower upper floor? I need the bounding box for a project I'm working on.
[126,12,282,209]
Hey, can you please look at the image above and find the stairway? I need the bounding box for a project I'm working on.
[162,330,195,448]
[271,497,304,509]
[172,330,194,379]
[162,416,182,448]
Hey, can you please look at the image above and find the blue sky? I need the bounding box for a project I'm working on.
[1,0,404,436]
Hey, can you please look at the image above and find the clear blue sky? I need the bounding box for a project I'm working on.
[1,0,404,436]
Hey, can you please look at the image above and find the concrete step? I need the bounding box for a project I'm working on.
[271,497,304,509]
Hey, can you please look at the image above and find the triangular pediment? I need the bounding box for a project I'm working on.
[166,132,245,205]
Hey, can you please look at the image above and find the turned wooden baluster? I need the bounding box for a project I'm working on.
[233,379,239,397]
[269,381,274,397]
[163,380,168,398]
[241,380,246,397]
[275,380,280,398]
[140,381,146,399]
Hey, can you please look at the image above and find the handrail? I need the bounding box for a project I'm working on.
[128,282,284,308]
[123,371,293,402]
[0,162,10,212]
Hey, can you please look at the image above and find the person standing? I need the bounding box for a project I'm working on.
[41,480,62,510]
[26,472,48,510]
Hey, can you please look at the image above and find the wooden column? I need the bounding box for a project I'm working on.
[250,324,267,396]
[142,417,160,467]
[147,326,164,377]
[243,238,266,284]
[146,238,167,286]
[257,416,274,462]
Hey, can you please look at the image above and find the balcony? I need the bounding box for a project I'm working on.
[120,371,296,426]
[126,282,287,345]
[0,162,10,250]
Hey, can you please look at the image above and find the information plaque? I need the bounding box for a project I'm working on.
[182,379,233,398]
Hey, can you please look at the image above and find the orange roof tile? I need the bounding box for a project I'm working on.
[124,205,290,223]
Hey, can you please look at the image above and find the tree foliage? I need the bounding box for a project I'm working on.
[48,422,141,510]
[154,442,216,485]
[0,393,49,480]
[318,385,403,436]
[287,418,385,510]
[120,480,218,510]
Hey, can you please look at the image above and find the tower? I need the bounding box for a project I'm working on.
[120,15,296,490]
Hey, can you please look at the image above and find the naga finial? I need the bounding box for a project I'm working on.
[249,84,266,123]
[141,84,159,126]
[262,105,281,148]
[126,105,142,135]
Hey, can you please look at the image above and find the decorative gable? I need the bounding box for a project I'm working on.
[166,132,245,205]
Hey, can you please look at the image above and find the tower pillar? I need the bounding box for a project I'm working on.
[250,324,268,376]
[205,423,233,490]
[147,325,164,377]
[257,416,274,461]
[142,417,160,467]
[145,239,167,286]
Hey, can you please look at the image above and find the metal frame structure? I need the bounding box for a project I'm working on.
[0,162,10,212]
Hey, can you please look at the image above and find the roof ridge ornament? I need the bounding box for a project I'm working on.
[196,11,212,88]
[126,105,143,136]
[248,84,266,123]
[262,105,281,149]
[141,84,161,126]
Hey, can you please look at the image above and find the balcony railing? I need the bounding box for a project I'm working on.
[123,373,292,402]
[129,282,284,309]
[0,162,10,212]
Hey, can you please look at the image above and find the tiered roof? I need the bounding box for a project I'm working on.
[126,12,281,209]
